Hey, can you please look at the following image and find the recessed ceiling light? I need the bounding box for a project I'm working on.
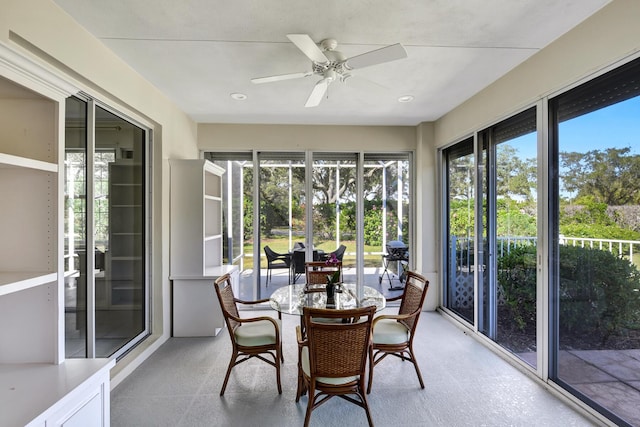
[230,93,247,101]
[398,95,414,103]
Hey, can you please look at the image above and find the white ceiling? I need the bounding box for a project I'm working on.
[52,0,610,126]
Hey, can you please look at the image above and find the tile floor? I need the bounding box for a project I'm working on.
[559,349,640,426]
[111,309,599,426]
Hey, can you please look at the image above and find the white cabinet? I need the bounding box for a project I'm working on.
[0,46,112,426]
[169,159,224,276]
[0,359,114,427]
[169,159,237,336]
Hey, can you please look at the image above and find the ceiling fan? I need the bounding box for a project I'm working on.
[251,34,408,107]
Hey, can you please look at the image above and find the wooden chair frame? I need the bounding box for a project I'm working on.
[367,270,429,394]
[213,273,283,395]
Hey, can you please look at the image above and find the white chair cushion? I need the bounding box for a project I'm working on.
[300,346,359,385]
[373,318,409,345]
[234,318,281,347]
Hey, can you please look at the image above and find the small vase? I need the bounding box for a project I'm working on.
[326,282,335,304]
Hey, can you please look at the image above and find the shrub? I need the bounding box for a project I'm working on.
[497,247,537,331]
[497,244,640,346]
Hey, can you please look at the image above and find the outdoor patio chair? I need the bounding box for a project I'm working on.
[291,249,306,284]
[213,273,283,396]
[264,245,291,285]
[368,270,429,394]
[321,244,347,262]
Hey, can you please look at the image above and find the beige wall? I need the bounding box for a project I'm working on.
[415,122,439,310]
[198,123,415,151]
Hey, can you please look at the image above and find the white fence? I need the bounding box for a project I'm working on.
[558,235,639,261]
[453,235,640,267]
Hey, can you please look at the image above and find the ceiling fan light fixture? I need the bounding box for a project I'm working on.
[252,34,408,107]
[230,92,247,101]
[398,95,414,103]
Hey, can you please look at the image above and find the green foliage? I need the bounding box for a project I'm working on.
[339,201,357,239]
[363,202,383,246]
[559,245,640,343]
[450,197,537,239]
[497,246,537,331]
[313,203,336,239]
[243,194,254,240]
[496,198,537,237]
[561,147,640,205]
[448,199,474,237]
[496,144,537,201]
[497,245,640,346]
[560,196,640,242]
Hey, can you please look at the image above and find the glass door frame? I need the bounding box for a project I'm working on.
[65,94,151,360]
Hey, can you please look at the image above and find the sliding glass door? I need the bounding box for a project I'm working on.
[479,108,538,367]
[549,58,640,426]
[444,139,475,324]
[64,96,149,359]
[444,107,538,366]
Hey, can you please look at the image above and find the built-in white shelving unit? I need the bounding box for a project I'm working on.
[108,160,144,306]
[0,46,113,426]
[170,159,237,337]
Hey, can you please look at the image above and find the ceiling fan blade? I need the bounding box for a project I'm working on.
[251,71,312,84]
[343,43,407,70]
[287,34,329,64]
[305,78,330,108]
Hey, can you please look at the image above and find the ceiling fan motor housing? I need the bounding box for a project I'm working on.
[312,48,347,79]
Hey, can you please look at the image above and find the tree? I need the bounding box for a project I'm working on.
[496,144,537,202]
[560,147,640,205]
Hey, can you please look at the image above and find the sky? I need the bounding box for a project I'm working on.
[514,96,640,161]
[559,97,640,154]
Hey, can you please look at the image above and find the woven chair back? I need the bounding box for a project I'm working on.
[303,306,375,378]
[214,275,240,330]
[304,261,342,285]
[397,271,429,331]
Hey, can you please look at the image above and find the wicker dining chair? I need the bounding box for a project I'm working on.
[304,261,342,285]
[367,270,429,394]
[213,273,283,396]
[296,306,376,427]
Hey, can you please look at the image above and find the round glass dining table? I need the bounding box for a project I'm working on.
[269,283,386,316]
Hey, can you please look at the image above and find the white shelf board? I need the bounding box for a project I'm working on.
[0,152,57,172]
[0,272,57,296]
